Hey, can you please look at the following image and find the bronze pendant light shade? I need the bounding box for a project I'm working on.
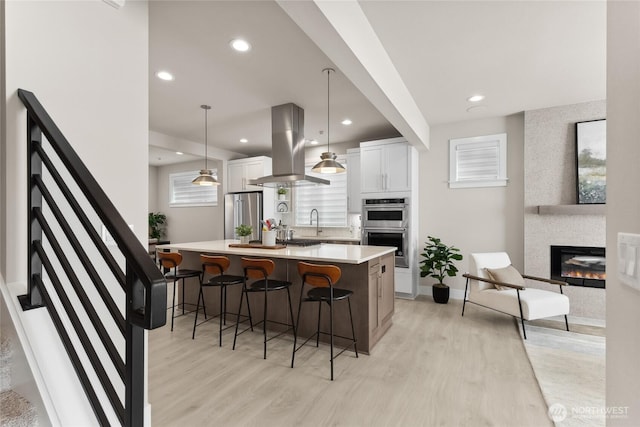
[193,104,220,186]
[312,68,345,174]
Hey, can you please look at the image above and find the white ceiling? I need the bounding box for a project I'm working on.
[149,1,606,161]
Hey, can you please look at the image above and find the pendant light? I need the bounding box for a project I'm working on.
[192,104,219,186]
[312,68,345,174]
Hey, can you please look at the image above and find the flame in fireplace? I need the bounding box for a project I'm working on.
[562,269,606,280]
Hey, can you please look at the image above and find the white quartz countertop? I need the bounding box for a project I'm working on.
[157,240,394,265]
[294,235,361,242]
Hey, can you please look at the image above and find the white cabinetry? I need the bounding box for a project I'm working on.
[227,156,271,193]
[360,138,411,194]
[346,148,361,213]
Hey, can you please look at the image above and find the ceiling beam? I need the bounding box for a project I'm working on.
[277,0,430,151]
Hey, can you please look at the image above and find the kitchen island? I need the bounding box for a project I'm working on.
[157,240,396,353]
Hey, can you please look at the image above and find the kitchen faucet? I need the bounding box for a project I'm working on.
[310,208,321,236]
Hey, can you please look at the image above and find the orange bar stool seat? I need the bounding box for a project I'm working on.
[158,252,201,331]
[291,262,358,380]
[192,255,251,346]
[233,257,296,360]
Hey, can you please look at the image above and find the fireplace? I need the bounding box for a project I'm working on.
[550,246,605,288]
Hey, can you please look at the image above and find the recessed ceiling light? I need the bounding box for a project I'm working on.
[175,151,183,155]
[156,70,174,81]
[310,139,319,145]
[230,38,251,52]
[467,94,484,102]
[240,138,248,143]
[341,119,352,126]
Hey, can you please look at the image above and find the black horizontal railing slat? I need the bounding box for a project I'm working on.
[20,89,167,426]
[34,208,125,382]
[34,173,126,334]
[34,143,126,289]
[35,241,125,423]
[18,89,166,320]
[31,273,111,426]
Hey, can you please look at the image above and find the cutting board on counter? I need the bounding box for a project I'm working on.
[228,243,287,250]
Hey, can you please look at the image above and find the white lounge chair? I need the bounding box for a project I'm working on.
[462,252,570,339]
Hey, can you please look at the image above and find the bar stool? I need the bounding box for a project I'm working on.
[192,255,252,346]
[158,252,202,331]
[233,257,296,360]
[291,262,358,380]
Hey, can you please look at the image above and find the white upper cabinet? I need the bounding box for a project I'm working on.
[346,148,361,213]
[360,138,411,194]
[227,156,272,193]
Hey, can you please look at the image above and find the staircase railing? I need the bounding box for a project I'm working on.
[17,89,167,426]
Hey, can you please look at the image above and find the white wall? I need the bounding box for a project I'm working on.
[606,2,640,423]
[3,0,149,282]
[0,1,6,276]
[148,166,159,213]
[2,1,150,424]
[155,159,224,242]
[419,114,525,293]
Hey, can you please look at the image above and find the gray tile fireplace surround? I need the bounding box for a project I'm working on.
[524,100,607,321]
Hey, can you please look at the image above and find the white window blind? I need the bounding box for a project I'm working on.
[294,158,348,227]
[449,133,507,188]
[169,170,218,207]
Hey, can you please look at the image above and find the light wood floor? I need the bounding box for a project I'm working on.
[148,296,552,427]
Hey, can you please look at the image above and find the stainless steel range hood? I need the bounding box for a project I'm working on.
[248,103,329,187]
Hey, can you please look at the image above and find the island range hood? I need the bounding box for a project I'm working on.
[248,103,330,187]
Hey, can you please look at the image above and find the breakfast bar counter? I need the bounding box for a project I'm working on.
[157,240,396,353]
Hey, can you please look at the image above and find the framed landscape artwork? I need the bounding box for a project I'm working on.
[575,119,606,204]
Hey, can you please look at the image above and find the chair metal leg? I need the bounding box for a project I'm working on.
[347,297,358,357]
[461,277,469,316]
[286,287,296,337]
[181,278,186,315]
[516,290,527,340]
[564,315,570,332]
[316,301,322,347]
[263,287,268,360]
[219,285,224,347]
[233,283,246,350]
[245,290,254,331]
[291,285,305,369]
[171,279,177,332]
[192,285,203,339]
[329,296,334,381]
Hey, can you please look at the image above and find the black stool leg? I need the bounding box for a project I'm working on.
[233,283,246,350]
[182,278,186,314]
[291,286,305,368]
[263,287,268,360]
[192,284,203,339]
[564,315,570,332]
[286,287,296,338]
[329,297,334,381]
[245,290,254,331]
[316,301,322,347]
[348,297,358,357]
[171,278,177,332]
[219,285,224,347]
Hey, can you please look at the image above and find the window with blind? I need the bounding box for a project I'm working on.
[294,158,348,227]
[169,170,218,207]
[449,133,508,188]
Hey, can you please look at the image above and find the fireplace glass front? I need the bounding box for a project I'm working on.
[550,245,605,288]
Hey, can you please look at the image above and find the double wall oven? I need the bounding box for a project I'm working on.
[362,198,409,268]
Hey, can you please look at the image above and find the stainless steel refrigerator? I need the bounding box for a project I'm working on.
[224,191,263,241]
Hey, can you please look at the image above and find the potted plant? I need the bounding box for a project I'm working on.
[148,212,167,240]
[420,236,463,304]
[235,224,253,243]
[277,187,288,200]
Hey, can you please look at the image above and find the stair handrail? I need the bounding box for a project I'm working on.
[17,88,167,426]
